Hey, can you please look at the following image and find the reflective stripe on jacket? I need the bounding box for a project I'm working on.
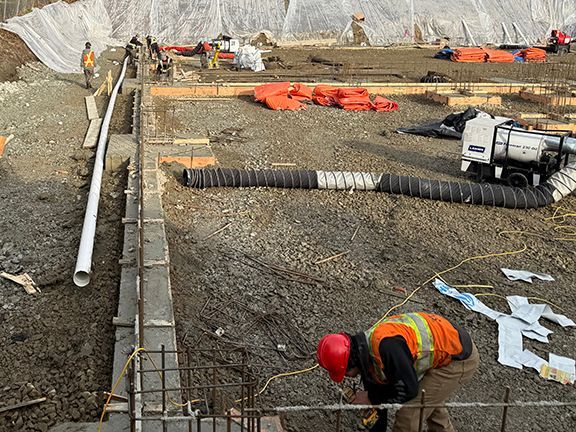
[82,50,95,68]
[365,313,463,382]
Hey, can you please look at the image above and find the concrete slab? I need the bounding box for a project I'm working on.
[111,327,136,398]
[143,266,174,325]
[143,193,164,220]
[141,327,180,411]
[117,266,138,324]
[143,223,169,263]
[121,225,138,263]
[85,95,99,120]
[83,118,102,149]
[143,169,159,192]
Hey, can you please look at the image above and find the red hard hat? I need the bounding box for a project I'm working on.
[317,333,351,383]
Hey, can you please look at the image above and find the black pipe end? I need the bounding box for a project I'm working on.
[182,169,191,186]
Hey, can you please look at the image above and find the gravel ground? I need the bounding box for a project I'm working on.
[163,96,576,431]
[0,50,129,431]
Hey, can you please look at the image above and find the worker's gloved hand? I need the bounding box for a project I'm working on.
[368,410,388,432]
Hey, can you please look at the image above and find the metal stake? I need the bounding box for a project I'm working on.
[417,389,426,432]
[500,387,511,432]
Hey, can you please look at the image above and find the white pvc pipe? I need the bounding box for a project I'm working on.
[74,57,130,287]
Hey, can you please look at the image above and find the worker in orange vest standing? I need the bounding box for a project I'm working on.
[81,42,96,89]
[317,312,479,431]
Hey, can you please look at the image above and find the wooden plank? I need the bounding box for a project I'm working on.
[85,96,99,120]
[83,118,103,149]
[151,82,539,98]
[173,137,210,145]
[0,272,39,294]
[0,398,46,414]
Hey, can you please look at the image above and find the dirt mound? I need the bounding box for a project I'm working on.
[0,29,37,82]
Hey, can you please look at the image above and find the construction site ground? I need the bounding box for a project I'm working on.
[0,37,574,432]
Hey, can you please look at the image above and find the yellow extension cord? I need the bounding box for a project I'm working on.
[98,206,575,429]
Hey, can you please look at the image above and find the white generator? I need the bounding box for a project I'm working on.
[461,117,576,187]
[212,38,240,53]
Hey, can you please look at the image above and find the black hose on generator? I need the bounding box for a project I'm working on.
[183,164,576,209]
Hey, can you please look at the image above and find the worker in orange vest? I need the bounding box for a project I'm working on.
[81,42,96,89]
[317,312,479,432]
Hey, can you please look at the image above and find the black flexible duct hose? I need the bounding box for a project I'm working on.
[183,166,576,209]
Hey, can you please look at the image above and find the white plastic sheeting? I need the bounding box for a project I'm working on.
[0,0,114,73]
[2,0,576,74]
[103,0,287,43]
[282,0,576,45]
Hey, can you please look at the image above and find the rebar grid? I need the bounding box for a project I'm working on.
[128,347,263,432]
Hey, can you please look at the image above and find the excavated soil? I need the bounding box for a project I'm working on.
[163,96,576,431]
[0,29,36,82]
[0,49,129,431]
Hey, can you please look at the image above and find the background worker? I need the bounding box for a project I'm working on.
[126,34,143,63]
[156,52,173,76]
[146,35,160,60]
[317,312,479,432]
[80,42,95,89]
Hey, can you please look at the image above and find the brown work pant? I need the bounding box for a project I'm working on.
[83,68,94,88]
[393,343,479,432]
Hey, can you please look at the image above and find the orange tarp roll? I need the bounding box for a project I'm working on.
[484,49,515,63]
[289,83,313,101]
[335,88,372,111]
[254,82,290,102]
[313,85,340,106]
[264,95,306,111]
[521,47,546,62]
[373,96,399,112]
[451,48,487,63]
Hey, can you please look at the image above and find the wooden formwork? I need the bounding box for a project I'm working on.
[150,82,538,98]
[424,90,501,106]
[517,116,576,133]
[519,89,576,106]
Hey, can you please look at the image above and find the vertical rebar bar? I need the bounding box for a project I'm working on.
[162,344,167,432]
[3,0,7,21]
[128,354,136,432]
[500,387,511,432]
[240,354,246,432]
[226,410,232,432]
[417,389,426,432]
[186,347,192,432]
[212,349,217,432]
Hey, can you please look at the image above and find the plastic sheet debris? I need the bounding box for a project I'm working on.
[234,45,266,72]
[546,354,575,384]
[501,268,554,283]
[434,279,575,380]
[396,108,503,139]
[433,279,503,320]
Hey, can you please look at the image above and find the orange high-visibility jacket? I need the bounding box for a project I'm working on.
[82,50,95,69]
[365,313,463,382]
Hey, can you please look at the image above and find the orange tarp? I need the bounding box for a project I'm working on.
[254,82,398,112]
[254,82,290,102]
[289,83,313,101]
[520,48,546,62]
[264,95,306,111]
[373,96,399,112]
[484,49,515,63]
